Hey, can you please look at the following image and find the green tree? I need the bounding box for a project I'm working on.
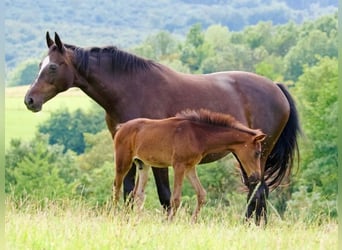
[284,14,337,81]
[180,23,209,72]
[200,24,234,73]
[204,25,231,53]
[6,59,39,86]
[268,21,299,57]
[38,106,106,154]
[76,130,114,206]
[254,55,284,81]
[243,21,273,50]
[284,30,336,81]
[134,31,179,61]
[5,134,77,200]
[290,57,337,217]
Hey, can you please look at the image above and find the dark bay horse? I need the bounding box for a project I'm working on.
[24,32,300,224]
[114,109,266,222]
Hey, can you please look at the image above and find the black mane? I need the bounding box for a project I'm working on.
[64,44,157,75]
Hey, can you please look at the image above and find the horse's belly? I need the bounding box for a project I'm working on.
[200,151,231,164]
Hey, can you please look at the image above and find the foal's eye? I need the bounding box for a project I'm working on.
[255,151,261,158]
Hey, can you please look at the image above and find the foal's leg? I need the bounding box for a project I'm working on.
[169,163,186,221]
[185,167,207,223]
[134,164,151,210]
[114,151,133,207]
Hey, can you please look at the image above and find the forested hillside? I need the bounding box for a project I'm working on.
[5,0,337,70]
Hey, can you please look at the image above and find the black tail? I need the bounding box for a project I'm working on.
[264,83,301,190]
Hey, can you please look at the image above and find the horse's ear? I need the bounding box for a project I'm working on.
[46,31,54,48]
[54,32,65,53]
[254,132,266,143]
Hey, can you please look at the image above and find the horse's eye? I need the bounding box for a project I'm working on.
[255,151,261,158]
[49,64,58,71]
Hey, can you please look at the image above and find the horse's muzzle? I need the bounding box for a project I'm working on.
[24,96,42,112]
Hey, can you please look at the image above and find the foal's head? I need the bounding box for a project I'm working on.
[234,130,266,180]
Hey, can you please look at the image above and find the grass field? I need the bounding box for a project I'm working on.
[5,86,95,148]
[5,198,337,250]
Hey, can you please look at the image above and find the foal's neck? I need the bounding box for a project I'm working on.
[203,127,250,152]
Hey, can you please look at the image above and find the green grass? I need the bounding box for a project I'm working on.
[5,86,95,148]
[5,198,337,250]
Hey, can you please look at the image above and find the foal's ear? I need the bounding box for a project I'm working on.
[46,31,54,48]
[54,32,65,53]
[254,132,266,143]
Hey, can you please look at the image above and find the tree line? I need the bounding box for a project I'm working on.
[6,13,337,221]
[5,0,337,71]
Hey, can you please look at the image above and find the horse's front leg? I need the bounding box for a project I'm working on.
[123,165,136,205]
[151,167,171,212]
[133,162,151,211]
[246,175,269,226]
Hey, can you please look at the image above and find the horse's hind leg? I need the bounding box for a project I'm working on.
[255,181,269,225]
[246,178,269,226]
[235,152,269,226]
[186,167,207,223]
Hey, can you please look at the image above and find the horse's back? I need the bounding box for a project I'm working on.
[170,70,290,132]
[214,71,290,147]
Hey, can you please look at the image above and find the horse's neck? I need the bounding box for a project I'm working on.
[72,62,117,112]
[73,59,151,119]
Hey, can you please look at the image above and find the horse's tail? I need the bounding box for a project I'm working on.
[264,83,301,190]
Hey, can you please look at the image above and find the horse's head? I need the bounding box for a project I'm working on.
[24,32,75,112]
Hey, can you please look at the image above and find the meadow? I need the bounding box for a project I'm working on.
[5,86,95,148]
[5,198,337,250]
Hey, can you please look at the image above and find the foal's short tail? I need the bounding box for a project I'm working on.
[264,83,301,190]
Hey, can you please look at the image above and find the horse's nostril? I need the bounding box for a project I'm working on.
[25,97,34,106]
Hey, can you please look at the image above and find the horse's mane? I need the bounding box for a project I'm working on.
[176,109,257,135]
[64,44,158,75]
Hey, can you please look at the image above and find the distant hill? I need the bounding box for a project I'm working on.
[5,0,337,70]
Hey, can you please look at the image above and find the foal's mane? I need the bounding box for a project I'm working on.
[64,44,158,75]
[176,109,257,135]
